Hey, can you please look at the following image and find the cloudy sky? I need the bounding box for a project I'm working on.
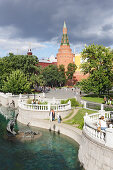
[0,0,113,59]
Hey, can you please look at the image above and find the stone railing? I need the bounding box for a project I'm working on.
[83,111,113,147]
[82,100,113,111]
[18,100,71,112]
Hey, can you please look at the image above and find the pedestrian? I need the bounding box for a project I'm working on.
[104,96,106,104]
[110,97,112,105]
[49,109,53,122]
[106,96,108,104]
[80,91,81,96]
[52,109,55,121]
[57,113,61,123]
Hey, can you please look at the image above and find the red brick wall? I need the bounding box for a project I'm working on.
[38,62,57,68]
[57,45,74,71]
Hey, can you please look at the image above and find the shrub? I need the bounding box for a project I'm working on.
[39,101,48,105]
[61,98,79,107]
[61,99,68,104]
[27,98,32,104]
[104,106,113,111]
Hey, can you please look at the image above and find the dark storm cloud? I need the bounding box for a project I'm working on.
[0,0,113,46]
[102,24,113,32]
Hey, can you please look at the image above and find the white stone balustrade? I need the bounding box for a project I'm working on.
[18,100,71,112]
[84,111,113,147]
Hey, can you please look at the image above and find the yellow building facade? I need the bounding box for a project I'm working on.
[75,53,82,71]
[74,53,88,81]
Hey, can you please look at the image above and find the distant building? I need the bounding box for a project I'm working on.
[73,53,89,81]
[56,21,74,71]
[38,55,57,68]
[27,49,32,55]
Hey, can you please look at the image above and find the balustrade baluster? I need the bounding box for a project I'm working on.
[95,130,97,138]
[98,132,100,139]
[100,132,104,141]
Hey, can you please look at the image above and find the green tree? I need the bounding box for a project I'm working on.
[42,65,59,87]
[80,44,113,96]
[2,70,31,94]
[0,53,39,90]
[58,65,66,86]
[30,73,46,89]
[66,63,77,80]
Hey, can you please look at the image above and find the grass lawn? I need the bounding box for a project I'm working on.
[64,108,96,129]
[82,96,104,103]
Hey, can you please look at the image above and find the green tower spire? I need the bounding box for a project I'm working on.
[63,21,67,28]
[61,21,69,46]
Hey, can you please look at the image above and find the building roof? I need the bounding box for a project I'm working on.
[39,60,52,63]
[39,55,57,63]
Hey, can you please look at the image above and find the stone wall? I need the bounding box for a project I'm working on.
[18,107,72,121]
[0,94,19,108]
[17,116,82,146]
[78,130,113,170]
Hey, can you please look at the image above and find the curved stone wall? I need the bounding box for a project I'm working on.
[0,93,19,108]
[17,115,82,145]
[78,130,113,170]
[18,107,72,121]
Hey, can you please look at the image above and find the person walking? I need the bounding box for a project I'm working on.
[49,109,53,122]
[110,97,112,105]
[57,113,61,123]
[52,109,55,121]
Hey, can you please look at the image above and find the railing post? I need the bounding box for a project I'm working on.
[83,112,88,128]
[84,101,86,109]
[101,104,104,110]
[105,128,113,147]
[48,103,50,111]
[68,100,71,109]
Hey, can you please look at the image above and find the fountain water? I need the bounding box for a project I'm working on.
[6,107,42,141]
[0,105,83,170]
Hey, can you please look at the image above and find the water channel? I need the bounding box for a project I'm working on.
[0,106,83,170]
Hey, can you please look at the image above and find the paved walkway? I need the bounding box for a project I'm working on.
[45,88,81,102]
[63,108,79,122]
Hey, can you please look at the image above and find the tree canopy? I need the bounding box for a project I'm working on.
[58,65,66,86]
[42,65,59,87]
[80,44,113,96]
[0,52,77,93]
[2,70,31,94]
[42,64,66,87]
[66,63,77,80]
[0,53,39,90]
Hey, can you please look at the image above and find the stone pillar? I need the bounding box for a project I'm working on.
[68,100,71,109]
[84,101,86,109]
[99,109,105,117]
[19,93,22,100]
[105,128,113,147]
[48,103,50,111]
[83,112,89,128]
[101,104,104,110]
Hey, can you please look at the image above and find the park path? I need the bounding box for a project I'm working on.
[45,87,82,103]
[62,108,79,122]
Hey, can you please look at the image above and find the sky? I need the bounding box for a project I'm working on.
[0,0,113,59]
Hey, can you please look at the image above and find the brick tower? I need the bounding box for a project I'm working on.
[57,21,74,71]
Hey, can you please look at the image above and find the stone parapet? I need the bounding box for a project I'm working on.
[17,117,82,145]
[79,131,113,170]
[18,106,72,120]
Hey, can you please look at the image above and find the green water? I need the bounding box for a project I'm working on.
[0,106,83,170]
